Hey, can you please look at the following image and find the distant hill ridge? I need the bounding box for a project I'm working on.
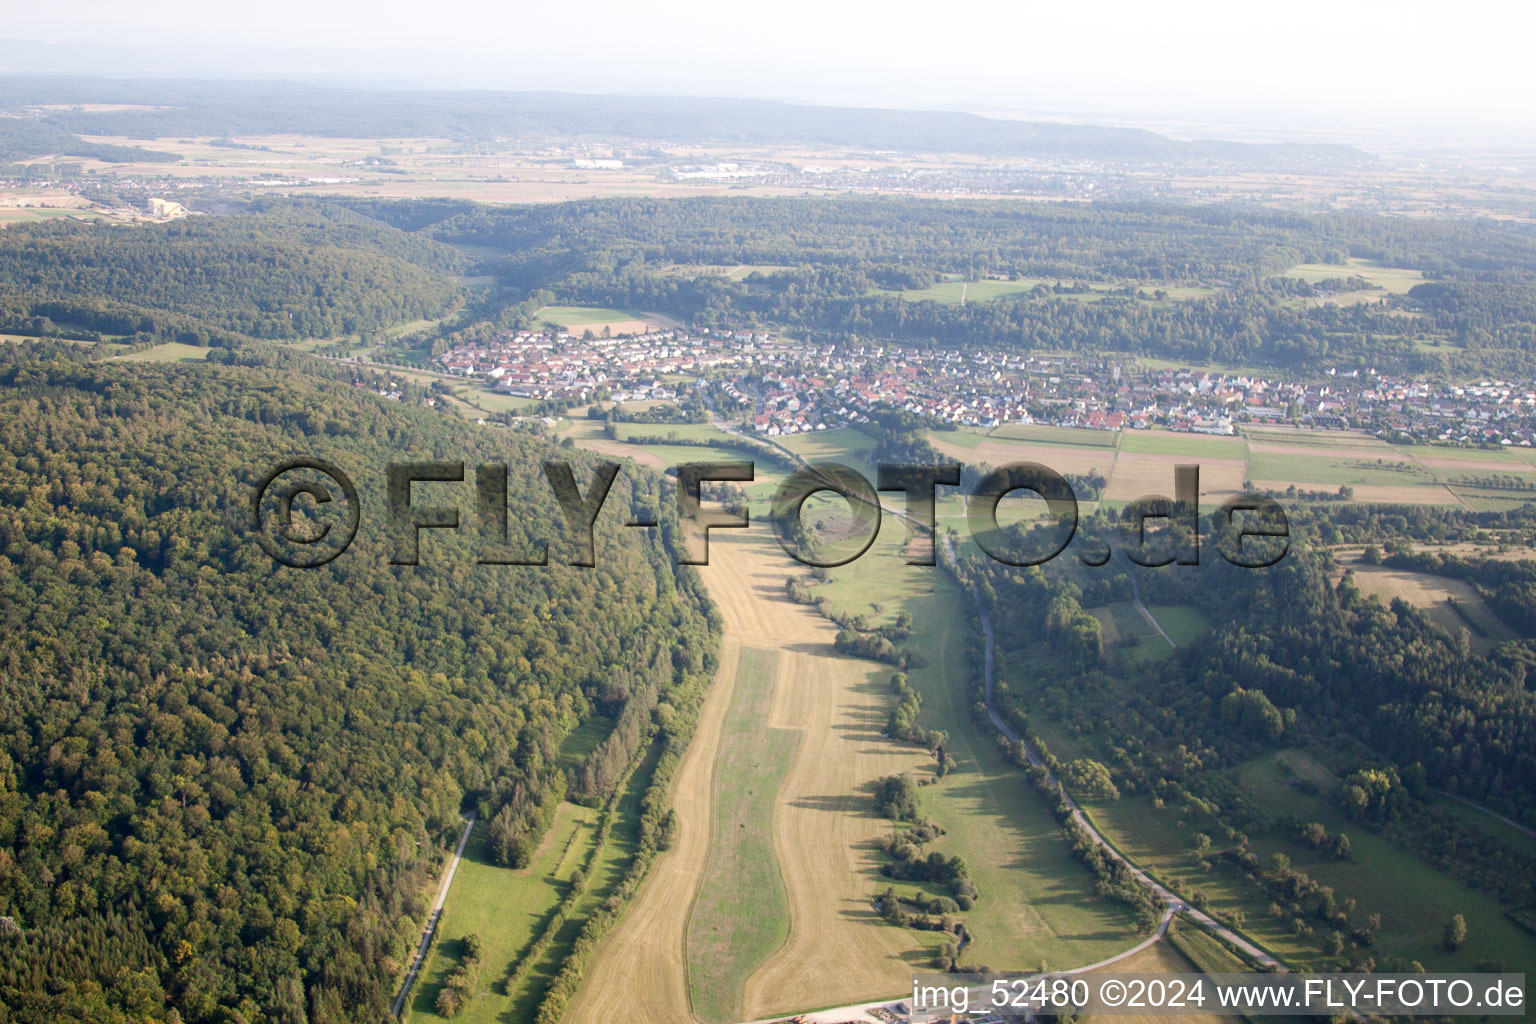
[0,76,1370,169]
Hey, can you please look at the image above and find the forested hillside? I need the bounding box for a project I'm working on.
[0,201,467,345]
[0,348,717,1022]
[964,507,1536,827]
[406,196,1536,372]
[0,118,176,165]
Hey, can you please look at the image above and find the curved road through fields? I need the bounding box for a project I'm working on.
[944,530,1279,969]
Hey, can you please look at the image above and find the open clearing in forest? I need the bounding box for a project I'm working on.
[409,781,646,1024]
[115,342,212,362]
[1338,562,1517,653]
[406,812,584,1024]
[1283,258,1425,294]
[535,305,664,336]
[871,277,1040,304]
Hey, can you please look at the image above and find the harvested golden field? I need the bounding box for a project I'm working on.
[563,638,742,1024]
[579,439,668,467]
[739,633,936,1015]
[556,418,670,467]
[1102,452,1247,504]
[929,436,1118,478]
[569,532,935,1023]
[1081,939,1241,1024]
[1338,563,1517,653]
[1342,563,1490,615]
[558,318,657,336]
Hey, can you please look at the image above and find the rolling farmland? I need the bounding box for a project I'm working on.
[931,423,1536,510]
[548,411,1536,1021]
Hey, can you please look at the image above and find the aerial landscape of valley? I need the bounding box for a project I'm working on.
[1,6,1535,1023]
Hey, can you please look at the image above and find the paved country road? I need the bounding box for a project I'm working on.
[942,532,1280,970]
[392,811,477,1019]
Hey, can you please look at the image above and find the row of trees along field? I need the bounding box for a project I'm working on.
[369,195,1536,373]
[0,346,718,1023]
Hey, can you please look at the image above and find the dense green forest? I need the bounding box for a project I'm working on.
[0,340,715,1022]
[0,202,467,344]
[374,195,1536,372]
[963,505,1536,824]
[6,193,1533,375]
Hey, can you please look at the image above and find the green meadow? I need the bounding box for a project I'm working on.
[410,745,656,1024]
[1283,258,1425,294]
[536,305,644,326]
[685,648,796,1023]
[810,527,1143,970]
[407,808,590,1024]
[115,342,212,363]
[1246,450,1432,487]
[1119,430,1247,458]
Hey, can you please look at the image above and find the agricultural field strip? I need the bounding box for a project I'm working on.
[946,425,1536,505]
[561,639,743,1023]
[685,647,796,1023]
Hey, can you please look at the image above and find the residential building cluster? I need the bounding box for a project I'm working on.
[436,326,773,403]
[436,323,1536,447]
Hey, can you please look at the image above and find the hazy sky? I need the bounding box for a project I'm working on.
[7,0,1534,126]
